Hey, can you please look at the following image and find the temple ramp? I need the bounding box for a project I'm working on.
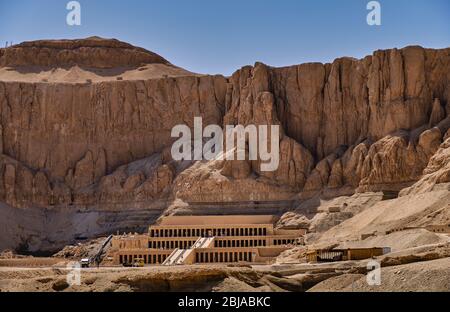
[162,248,183,266]
[193,237,215,249]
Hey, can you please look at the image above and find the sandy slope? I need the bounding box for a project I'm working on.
[336,229,450,252]
[0,64,198,83]
[317,188,450,244]
[309,257,450,292]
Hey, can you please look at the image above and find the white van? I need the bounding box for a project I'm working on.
[80,258,90,268]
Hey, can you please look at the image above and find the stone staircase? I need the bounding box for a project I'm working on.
[162,248,194,266]
[162,249,184,266]
[193,237,215,249]
[163,237,215,266]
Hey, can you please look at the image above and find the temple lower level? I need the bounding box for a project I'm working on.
[109,215,306,265]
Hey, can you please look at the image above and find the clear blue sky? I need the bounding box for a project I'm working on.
[0,0,449,75]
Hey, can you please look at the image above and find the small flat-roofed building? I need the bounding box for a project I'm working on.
[109,215,305,266]
[306,247,389,263]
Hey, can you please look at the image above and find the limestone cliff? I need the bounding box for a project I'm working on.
[192,47,450,200]
[0,38,449,253]
[0,37,170,68]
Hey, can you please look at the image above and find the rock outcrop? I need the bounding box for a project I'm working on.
[0,37,171,68]
[219,46,449,198]
[401,130,450,195]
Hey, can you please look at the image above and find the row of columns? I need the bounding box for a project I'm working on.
[149,240,195,249]
[150,227,268,238]
[196,251,254,263]
[274,239,295,245]
[215,239,267,248]
[316,251,344,262]
[119,254,168,264]
[147,238,294,250]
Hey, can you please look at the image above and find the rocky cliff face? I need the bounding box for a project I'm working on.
[0,37,171,68]
[189,46,450,200]
[0,38,449,253]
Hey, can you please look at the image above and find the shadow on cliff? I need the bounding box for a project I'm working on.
[9,65,137,78]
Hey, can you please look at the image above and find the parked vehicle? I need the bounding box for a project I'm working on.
[80,258,90,268]
[132,258,145,267]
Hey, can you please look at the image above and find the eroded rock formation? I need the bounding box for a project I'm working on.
[0,37,171,68]
[0,38,449,252]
